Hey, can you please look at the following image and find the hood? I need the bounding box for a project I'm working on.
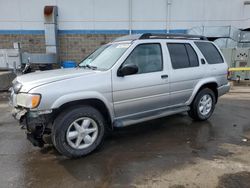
[16,68,98,92]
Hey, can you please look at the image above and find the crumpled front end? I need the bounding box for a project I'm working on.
[12,108,52,147]
[10,85,53,147]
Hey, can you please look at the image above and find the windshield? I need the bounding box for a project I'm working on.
[79,43,131,70]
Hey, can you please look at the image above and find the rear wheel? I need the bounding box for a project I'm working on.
[188,88,216,121]
[52,105,105,158]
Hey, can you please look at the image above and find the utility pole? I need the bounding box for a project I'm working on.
[129,0,132,35]
[166,0,172,33]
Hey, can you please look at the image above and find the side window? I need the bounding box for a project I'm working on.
[167,43,189,69]
[195,42,224,64]
[186,44,199,67]
[122,43,163,74]
[167,43,199,69]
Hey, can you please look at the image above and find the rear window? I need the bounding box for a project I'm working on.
[195,42,224,64]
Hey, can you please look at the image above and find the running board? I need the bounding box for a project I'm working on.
[113,106,190,128]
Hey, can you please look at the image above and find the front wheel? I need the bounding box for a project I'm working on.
[188,88,216,121]
[52,106,106,158]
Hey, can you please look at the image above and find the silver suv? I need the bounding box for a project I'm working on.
[10,33,230,158]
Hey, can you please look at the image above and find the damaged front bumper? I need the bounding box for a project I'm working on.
[11,107,53,147]
[10,87,52,147]
[12,108,27,121]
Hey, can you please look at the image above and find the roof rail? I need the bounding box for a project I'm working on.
[139,33,208,40]
[112,33,208,43]
[113,34,142,42]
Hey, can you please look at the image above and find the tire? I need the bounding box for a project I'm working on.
[188,88,216,121]
[52,105,106,158]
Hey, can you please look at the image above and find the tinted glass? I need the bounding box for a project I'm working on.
[195,42,224,64]
[186,44,199,67]
[123,43,163,74]
[167,43,189,69]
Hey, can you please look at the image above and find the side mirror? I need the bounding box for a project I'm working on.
[117,64,138,77]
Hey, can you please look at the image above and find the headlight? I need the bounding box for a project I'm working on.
[16,93,41,109]
[13,82,22,93]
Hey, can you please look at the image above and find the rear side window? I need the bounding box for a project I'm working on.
[195,42,224,64]
[167,43,199,69]
[186,44,199,67]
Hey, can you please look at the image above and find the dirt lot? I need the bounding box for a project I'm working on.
[0,91,250,188]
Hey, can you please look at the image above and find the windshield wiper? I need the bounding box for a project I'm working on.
[79,64,98,70]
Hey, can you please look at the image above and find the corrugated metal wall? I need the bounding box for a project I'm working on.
[0,0,250,33]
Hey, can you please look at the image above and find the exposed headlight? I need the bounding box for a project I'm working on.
[16,93,41,109]
[13,82,22,93]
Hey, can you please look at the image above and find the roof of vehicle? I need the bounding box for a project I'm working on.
[113,33,208,42]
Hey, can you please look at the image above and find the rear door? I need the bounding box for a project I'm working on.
[166,42,205,105]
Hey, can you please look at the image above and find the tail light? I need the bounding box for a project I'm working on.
[227,68,231,80]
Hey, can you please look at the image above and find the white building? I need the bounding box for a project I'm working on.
[1,0,250,62]
[0,0,250,34]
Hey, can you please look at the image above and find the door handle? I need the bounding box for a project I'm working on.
[161,74,168,79]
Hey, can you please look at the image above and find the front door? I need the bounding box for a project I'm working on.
[112,43,170,119]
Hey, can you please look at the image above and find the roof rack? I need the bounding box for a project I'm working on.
[139,33,208,40]
[112,33,208,42]
[113,34,142,42]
